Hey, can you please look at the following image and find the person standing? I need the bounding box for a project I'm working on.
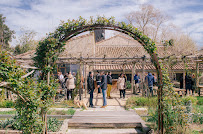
[66,72,75,100]
[96,71,101,93]
[191,74,196,96]
[58,72,65,88]
[72,72,77,85]
[185,73,192,95]
[147,72,155,97]
[99,71,107,108]
[87,72,95,108]
[117,73,126,99]
[134,73,140,94]
[107,72,113,99]
[144,72,148,96]
[64,73,69,100]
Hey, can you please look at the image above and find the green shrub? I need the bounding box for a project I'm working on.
[67,108,75,115]
[196,96,203,105]
[126,81,131,89]
[181,96,198,105]
[47,118,63,132]
[192,114,203,124]
[0,116,21,130]
[0,100,14,108]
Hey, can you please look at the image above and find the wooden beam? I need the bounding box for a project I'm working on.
[21,70,35,79]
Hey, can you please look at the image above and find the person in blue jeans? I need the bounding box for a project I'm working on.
[134,73,140,94]
[147,72,155,97]
[98,71,107,108]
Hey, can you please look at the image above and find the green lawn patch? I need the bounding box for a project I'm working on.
[47,108,75,115]
[0,111,16,115]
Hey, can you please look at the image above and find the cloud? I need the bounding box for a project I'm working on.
[0,0,202,48]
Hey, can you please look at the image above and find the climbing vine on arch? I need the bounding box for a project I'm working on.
[33,16,159,77]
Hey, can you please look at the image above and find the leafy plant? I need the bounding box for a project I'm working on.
[0,100,14,108]
[0,50,58,133]
[126,81,131,89]
[181,96,198,105]
[47,118,63,132]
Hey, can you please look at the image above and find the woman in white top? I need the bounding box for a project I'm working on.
[66,72,76,100]
[117,73,126,99]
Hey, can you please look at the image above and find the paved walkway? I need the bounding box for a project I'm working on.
[82,90,136,107]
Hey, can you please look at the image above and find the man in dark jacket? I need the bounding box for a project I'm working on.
[107,72,113,99]
[96,71,101,93]
[87,71,95,108]
[147,72,155,97]
[99,71,107,108]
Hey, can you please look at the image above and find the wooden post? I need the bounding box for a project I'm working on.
[183,70,186,89]
[84,64,88,98]
[123,64,125,74]
[196,62,199,96]
[131,63,135,94]
[142,56,146,97]
[79,61,83,100]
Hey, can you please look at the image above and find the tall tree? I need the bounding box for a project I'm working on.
[14,29,38,55]
[126,5,169,41]
[0,14,15,50]
[126,4,197,55]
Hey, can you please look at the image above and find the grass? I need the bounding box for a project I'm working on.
[125,97,157,110]
[51,100,77,108]
[47,108,75,115]
[0,111,16,115]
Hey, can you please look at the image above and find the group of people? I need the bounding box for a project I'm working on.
[185,73,196,95]
[134,72,156,97]
[58,70,158,108]
[88,71,113,108]
[58,72,76,100]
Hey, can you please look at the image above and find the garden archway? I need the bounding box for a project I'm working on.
[34,16,164,133]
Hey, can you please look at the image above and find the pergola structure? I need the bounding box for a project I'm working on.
[16,52,203,98]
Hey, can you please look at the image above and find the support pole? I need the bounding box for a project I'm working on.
[123,64,125,74]
[84,64,88,98]
[79,61,82,100]
[131,63,135,94]
[142,56,146,97]
[196,62,199,96]
[183,70,186,90]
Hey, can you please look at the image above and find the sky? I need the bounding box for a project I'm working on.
[0,0,203,49]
